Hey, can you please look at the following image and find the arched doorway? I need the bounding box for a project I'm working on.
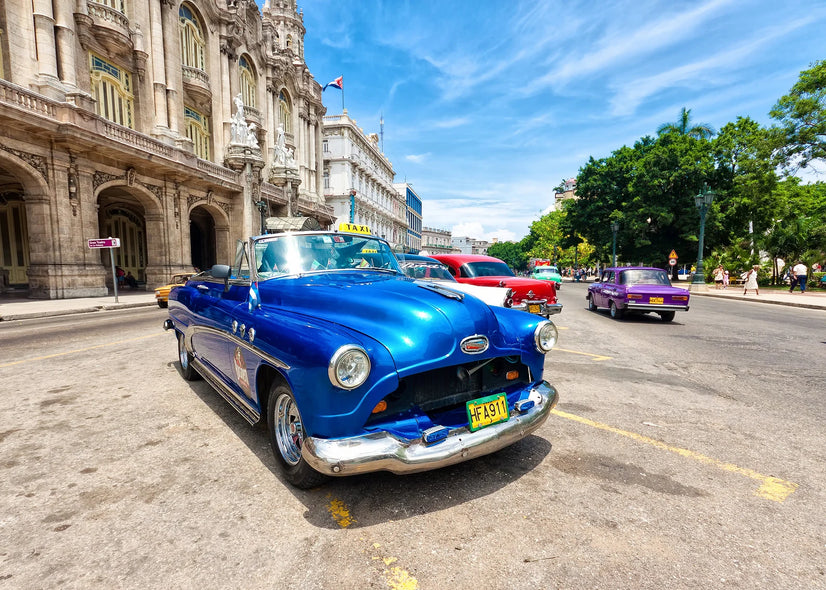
[0,184,29,291]
[98,188,147,285]
[190,205,216,272]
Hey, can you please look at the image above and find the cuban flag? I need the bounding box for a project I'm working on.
[323,76,343,91]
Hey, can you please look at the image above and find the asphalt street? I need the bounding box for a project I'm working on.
[0,290,824,589]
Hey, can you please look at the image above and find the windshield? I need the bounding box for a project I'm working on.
[462,261,515,278]
[253,232,400,279]
[534,267,559,275]
[399,260,456,281]
[620,269,671,286]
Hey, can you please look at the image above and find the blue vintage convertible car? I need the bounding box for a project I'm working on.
[164,228,559,488]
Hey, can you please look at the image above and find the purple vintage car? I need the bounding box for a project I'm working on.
[586,267,690,322]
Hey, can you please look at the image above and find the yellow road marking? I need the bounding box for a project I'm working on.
[553,347,612,361]
[372,544,419,590]
[0,332,165,369]
[552,409,798,502]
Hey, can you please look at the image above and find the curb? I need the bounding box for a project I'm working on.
[691,291,826,311]
[0,301,157,322]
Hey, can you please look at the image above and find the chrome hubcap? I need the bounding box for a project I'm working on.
[178,335,189,369]
[275,393,303,466]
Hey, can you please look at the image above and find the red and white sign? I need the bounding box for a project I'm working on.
[669,258,677,266]
[87,238,121,249]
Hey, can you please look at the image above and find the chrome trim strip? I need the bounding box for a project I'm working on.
[416,281,465,300]
[301,381,558,476]
[626,303,688,312]
[190,357,260,425]
[185,324,290,370]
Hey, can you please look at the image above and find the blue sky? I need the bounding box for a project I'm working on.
[261,0,826,242]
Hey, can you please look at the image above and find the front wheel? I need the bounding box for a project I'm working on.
[609,300,624,320]
[659,311,676,322]
[157,300,168,309]
[267,385,328,489]
[177,331,200,381]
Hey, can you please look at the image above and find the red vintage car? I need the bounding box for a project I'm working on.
[432,254,562,317]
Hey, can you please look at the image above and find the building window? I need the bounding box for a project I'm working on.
[279,90,292,134]
[90,54,134,128]
[286,35,292,50]
[97,0,126,13]
[179,4,206,72]
[239,55,256,108]
[322,140,329,153]
[185,106,210,160]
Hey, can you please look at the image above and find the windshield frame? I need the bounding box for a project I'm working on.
[250,231,401,282]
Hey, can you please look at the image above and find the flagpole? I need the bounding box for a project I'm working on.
[341,86,345,113]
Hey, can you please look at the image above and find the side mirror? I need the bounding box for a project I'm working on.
[210,264,231,292]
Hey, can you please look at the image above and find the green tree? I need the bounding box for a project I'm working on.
[769,60,826,172]
[487,240,528,271]
[657,107,716,140]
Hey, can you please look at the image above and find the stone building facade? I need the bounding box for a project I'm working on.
[322,110,408,250]
[421,226,454,254]
[0,0,333,298]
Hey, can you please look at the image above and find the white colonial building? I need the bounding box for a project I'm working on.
[421,227,452,255]
[0,0,333,298]
[322,111,408,250]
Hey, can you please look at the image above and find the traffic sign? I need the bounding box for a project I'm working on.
[669,258,677,266]
[88,237,121,249]
[668,249,678,259]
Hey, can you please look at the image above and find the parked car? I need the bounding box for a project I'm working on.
[531,264,562,289]
[586,266,690,321]
[432,254,562,317]
[154,272,197,308]
[396,254,513,308]
[164,229,560,488]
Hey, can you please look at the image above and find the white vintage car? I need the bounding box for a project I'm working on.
[397,254,514,308]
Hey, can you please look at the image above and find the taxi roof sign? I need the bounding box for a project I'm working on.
[338,223,372,235]
[668,249,678,259]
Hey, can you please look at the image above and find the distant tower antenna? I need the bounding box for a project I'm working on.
[380,113,384,153]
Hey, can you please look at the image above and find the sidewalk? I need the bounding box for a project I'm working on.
[691,286,826,311]
[0,291,158,321]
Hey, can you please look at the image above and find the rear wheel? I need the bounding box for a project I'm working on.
[587,295,597,311]
[609,300,624,320]
[177,332,200,381]
[659,311,676,322]
[157,300,168,309]
[267,384,328,489]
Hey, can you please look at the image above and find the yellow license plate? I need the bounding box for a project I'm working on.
[649,297,664,304]
[528,304,541,314]
[466,393,509,432]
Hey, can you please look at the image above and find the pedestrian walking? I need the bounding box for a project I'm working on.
[723,269,729,289]
[743,265,760,296]
[790,261,808,293]
[713,265,724,289]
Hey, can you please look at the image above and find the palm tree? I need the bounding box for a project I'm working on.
[657,107,716,139]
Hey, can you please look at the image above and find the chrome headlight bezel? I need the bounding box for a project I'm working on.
[534,321,558,353]
[328,345,371,390]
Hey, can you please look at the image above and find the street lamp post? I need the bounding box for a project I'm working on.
[610,222,619,267]
[255,199,268,235]
[690,185,717,291]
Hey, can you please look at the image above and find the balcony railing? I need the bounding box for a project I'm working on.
[0,80,58,117]
[182,66,210,86]
[87,1,130,31]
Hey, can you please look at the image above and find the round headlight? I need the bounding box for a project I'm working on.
[328,345,371,390]
[534,321,558,353]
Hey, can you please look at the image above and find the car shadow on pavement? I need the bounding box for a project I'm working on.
[177,365,553,529]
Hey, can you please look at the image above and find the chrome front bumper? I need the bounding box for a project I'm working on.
[626,303,689,312]
[511,301,563,317]
[301,381,558,476]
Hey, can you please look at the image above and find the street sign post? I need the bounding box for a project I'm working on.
[88,237,122,303]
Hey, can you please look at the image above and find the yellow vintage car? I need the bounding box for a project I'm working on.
[154,273,197,308]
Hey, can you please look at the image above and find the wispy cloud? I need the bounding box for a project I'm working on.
[405,153,431,164]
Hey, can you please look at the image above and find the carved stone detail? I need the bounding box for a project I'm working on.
[0,146,49,185]
[93,170,122,189]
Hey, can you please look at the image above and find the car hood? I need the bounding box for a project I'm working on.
[257,272,508,366]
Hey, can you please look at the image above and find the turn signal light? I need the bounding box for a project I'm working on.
[673,296,688,301]
[506,370,519,380]
[371,400,388,414]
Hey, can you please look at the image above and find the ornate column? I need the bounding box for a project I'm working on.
[53,1,77,90]
[160,0,181,136]
[149,0,171,135]
[31,0,60,97]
